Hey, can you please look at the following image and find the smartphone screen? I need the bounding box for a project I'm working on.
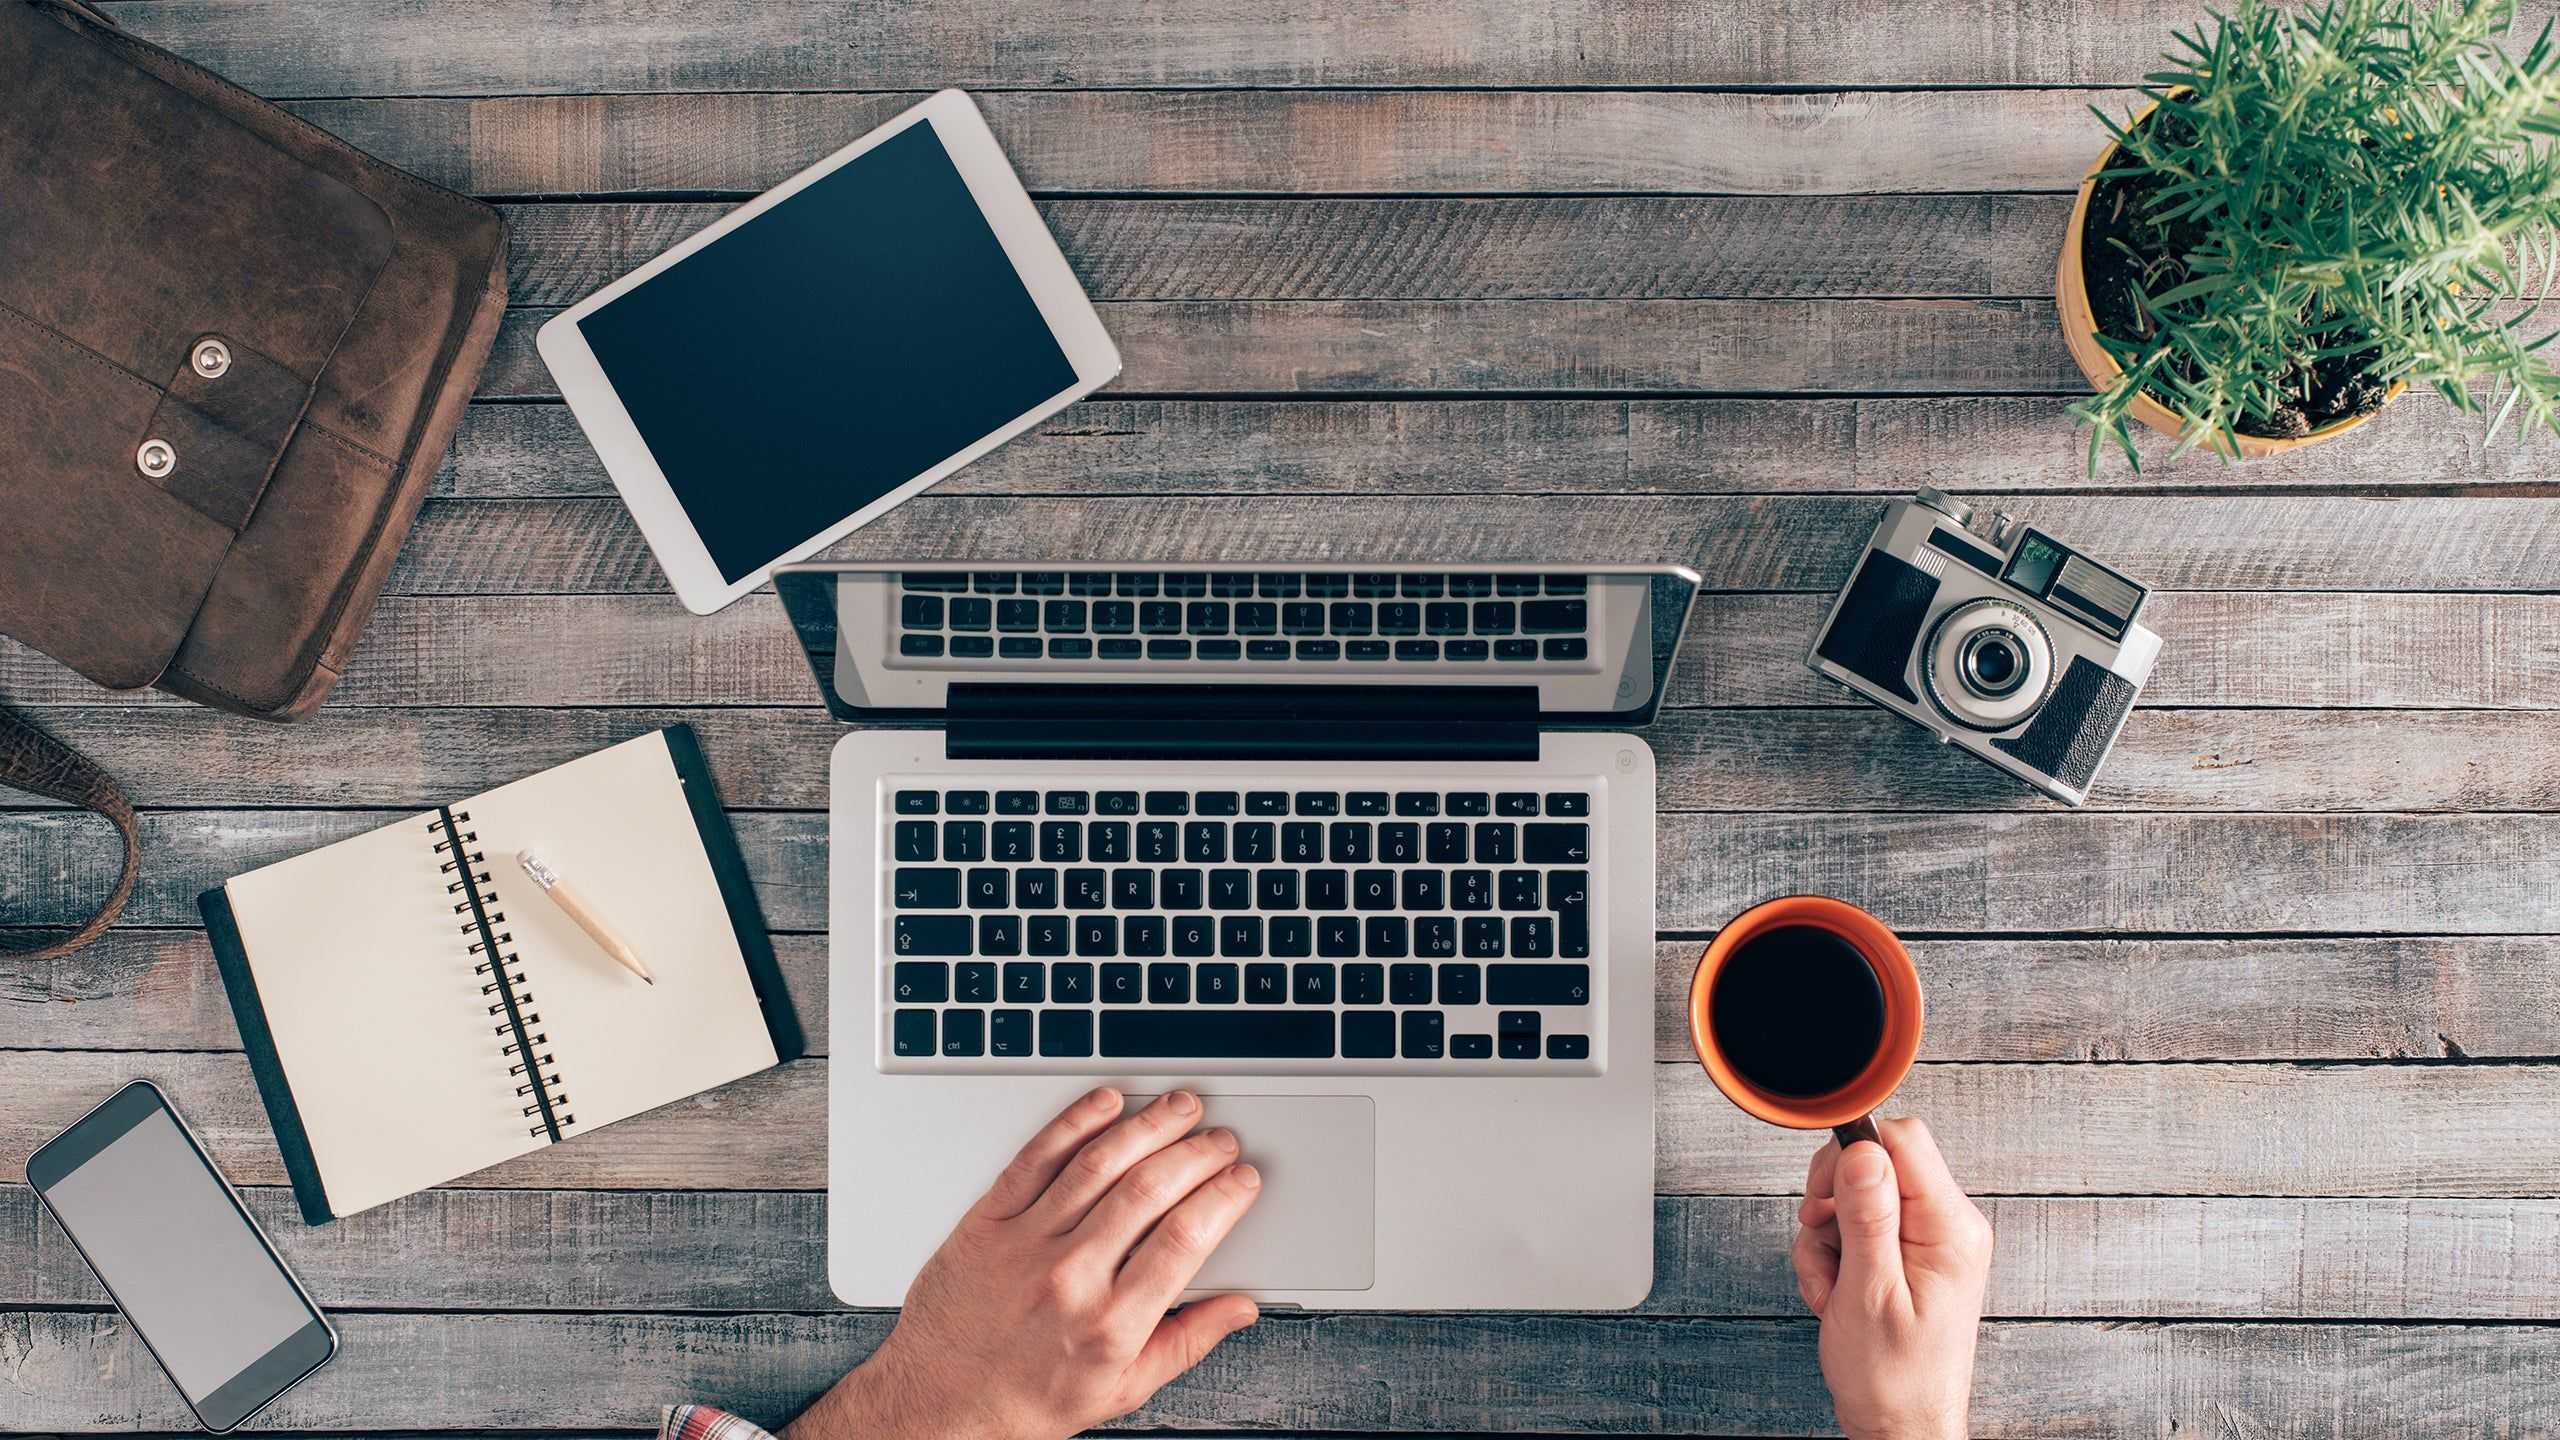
[29,1082,335,1431]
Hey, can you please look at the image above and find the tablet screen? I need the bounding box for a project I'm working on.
[576,118,1078,583]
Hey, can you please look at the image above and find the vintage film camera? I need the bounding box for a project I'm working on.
[1805,489,2161,806]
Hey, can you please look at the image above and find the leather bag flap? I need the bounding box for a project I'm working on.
[0,3,395,689]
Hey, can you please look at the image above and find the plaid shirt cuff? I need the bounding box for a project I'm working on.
[661,1404,780,1440]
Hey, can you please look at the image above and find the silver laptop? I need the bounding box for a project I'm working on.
[777,561,1701,1310]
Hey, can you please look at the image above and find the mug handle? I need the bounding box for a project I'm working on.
[1832,1114,1881,1152]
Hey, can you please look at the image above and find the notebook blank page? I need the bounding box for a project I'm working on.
[223,812,540,1217]
[463,731,780,1138]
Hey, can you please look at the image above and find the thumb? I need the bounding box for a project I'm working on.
[1122,1294,1260,1400]
[1831,1141,1907,1310]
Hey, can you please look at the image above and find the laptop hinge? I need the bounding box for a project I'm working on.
[945,683,1540,762]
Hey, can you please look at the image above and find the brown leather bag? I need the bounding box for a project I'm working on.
[1,0,509,957]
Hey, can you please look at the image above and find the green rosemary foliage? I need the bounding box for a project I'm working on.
[2075,0,2560,471]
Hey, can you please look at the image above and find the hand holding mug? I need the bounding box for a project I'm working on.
[1689,897,1987,1440]
[1792,1119,1993,1440]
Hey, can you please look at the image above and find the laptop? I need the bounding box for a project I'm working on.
[777,561,1702,1309]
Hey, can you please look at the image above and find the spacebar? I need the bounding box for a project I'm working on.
[1100,1011,1336,1058]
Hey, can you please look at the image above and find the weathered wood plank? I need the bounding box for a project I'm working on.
[1660,811,2560,936]
[285,90,2126,199]
[500,197,2064,307]
[441,396,2560,500]
[10,1306,2559,1434]
[478,300,2081,399]
[6,706,2554,815]
[1680,591,2560,710]
[15,931,2556,1065]
[9,1052,2560,1197]
[1647,939,2560,1063]
[3,593,2549,710]
[378,495,2560,596]
[103,1,2204,92]
[1655,708,2560,813]
[11,1184,2556,1320]
[6,808,2557,936]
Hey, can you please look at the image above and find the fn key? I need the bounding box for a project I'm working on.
[892,1009,935,1056]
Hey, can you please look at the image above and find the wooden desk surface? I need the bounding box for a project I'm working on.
[6,2,2558,1433]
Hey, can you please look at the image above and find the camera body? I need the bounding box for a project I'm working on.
[1805,489,2161,806]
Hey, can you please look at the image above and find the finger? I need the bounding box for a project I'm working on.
[1116,1161,1263,1312]
[1072,1126,1243,1258]
[1790,1221,1841,1317]
[1118,1293,1260,1403]
[1796,1192,1837,1231]
[1024,1089,1206,1232]
[971,1087,1124,1221]
[1874,1117,1967,1224]
[1876,1117,1994,1275]
[1803,1138,1841,1200]
[1831,1140,1909,1312]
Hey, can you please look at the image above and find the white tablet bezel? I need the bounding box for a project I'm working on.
[536,89,1122,615]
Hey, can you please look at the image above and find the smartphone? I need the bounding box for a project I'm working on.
[27,1081,336,1431]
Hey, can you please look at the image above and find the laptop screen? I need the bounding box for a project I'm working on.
[773,563,1701,727]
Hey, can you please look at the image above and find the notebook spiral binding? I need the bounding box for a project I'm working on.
[430,806,574,1140]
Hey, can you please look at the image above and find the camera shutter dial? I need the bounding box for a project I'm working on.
[1923,598,2054,731]
[1913,487,1974,526]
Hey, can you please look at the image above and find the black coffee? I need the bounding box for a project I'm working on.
[1709,924,1887,1099]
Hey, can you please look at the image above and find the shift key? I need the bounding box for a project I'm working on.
[893,915,972,956]
[1487,963,1591,1005]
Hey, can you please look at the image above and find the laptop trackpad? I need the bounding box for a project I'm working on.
[1144,1094,1374,1292]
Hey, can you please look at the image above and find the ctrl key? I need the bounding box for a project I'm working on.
[1498,1010,1542,1059]
[892,1009,936,1056]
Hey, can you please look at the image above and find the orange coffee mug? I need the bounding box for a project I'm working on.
[1688,895,1924,1150]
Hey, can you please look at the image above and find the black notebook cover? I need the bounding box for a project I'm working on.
[662,723,806,1062]
[202,884,339,1224]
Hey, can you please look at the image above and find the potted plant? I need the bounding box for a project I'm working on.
[2060,0,2560,469]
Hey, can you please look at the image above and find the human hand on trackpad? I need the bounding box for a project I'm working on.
[783,1088,1261,1440]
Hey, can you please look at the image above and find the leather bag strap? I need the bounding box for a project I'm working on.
[0,702,139,959]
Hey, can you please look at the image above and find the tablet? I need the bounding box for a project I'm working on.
[537,90,1121,614]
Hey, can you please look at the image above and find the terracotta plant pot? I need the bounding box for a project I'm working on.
[2055,122,2404,458]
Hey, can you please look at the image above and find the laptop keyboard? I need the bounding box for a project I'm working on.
[881,781,1602,1073]
[894,570,1593,666]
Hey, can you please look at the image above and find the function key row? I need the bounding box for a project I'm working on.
[904,572,1589,599]
[894,789,1591,817]
[886,819,1590,867]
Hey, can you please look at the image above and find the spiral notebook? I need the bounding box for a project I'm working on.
[200,726,803,1224]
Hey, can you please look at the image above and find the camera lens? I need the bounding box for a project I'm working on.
[1960,630,2027,698]
[1922,600,2054,731]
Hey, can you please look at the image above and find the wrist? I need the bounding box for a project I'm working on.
[789,1340,1051,1440]
[787,1343,934,1440]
